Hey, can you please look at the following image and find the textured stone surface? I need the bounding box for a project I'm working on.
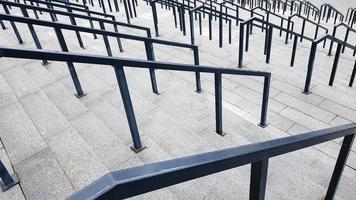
[0,103,47,165]
[19,91,71,139]
[45,127,109,190]
[0,1,356,199]
[15,149,75,200]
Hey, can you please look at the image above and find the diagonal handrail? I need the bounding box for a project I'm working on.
[66,123,356,200]
[0,12,202,94]
[0,45,271,151]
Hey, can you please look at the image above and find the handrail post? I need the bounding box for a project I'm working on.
[144,41,159,94]
[54,27,86,98]
[303,41,317,94]
[66,6,85,49]
[189,10,195,45]
[20,7,48,65]
[215,73,224,136]
[328,26,337,56]
[249,159,269,200]
[85,6,98,39]
[114,65,146,153]
[325,134,355,200]
[219,5,223,48]
[99,22,113,57]
[193,47,202,93]
[290,34,298,67]
[1,5,23,44]
[259,75,270,128]
[150,0,159,36]
[349,61,356,87]
[123,0,131,24]
[238,22,244,68]
[300,19,305,42]
[245,23,250,52]
[0,160,19,191]
[342,28,350,53]
[209,13,212,40]
[0,20,6,30]
[328,43,342,86]
[266,25,273,64]
[284,16,290,44]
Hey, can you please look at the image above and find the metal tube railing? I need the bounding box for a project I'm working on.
[0,13,201,94]
[67,123,356,200]
[303,34,356,94]
[0,46,271,151]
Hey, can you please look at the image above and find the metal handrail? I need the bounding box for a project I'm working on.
[303,34,356,94]
[328,22,356,56]
[0,0,152,44]
[0,13,201,94]
[319,4,344,24]
[67,123,356,200]
[238,17,317,68]
[0,45,271,152]
[286,13,328,44]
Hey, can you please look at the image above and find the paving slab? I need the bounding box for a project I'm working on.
[45,127,109,191]
[0,102,47,165]
[19,91,71,139]
[15,149,75,200]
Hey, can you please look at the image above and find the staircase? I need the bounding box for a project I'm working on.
[0,0,356,199]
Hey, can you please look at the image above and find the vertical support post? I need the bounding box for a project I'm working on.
[328,43,342,86]
[238,23,244,68]
[20,8,48,65]
[123,0,131,24]
[0,160,19,191]
[328,26,337,56]
[266,26,273,64]
[215,73,223,136]
[245,24,250,52]
[193,47,202,93]
[144,41,159,94]
[66,6,85,49]
[189,11,195,45]
[114,65,146,153]
[342,28,350,53]
[99,22,113,57]
[290,34,298,67]
[349,61,356,87]
[85,7,97,39]
[325,134,355,200]
[181,6,186,36]
[173,6,177,28]
[285,17,290,44]
[0,20,6,30]
[259,75,270,128]
[219,6,223,48]
[303,42,318,94]
[112,18,124,52]
[150,0,159,36]
[2,5,23,44]
[209,13,212,40]
[54,28,85,98]
[249,159,269,200]
[300,19,305,42]
[314,25,319,39]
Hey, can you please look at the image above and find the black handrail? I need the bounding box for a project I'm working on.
[0,45,271,150]
[328,23,356,56]
[0,13,201,95]
[319,4,344,24]
[67,123,356,200]
[238,17,315,68]
[286,13,328,44]
[345,8,356,28]
[303,34,356,94]
[1,0,152,48]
